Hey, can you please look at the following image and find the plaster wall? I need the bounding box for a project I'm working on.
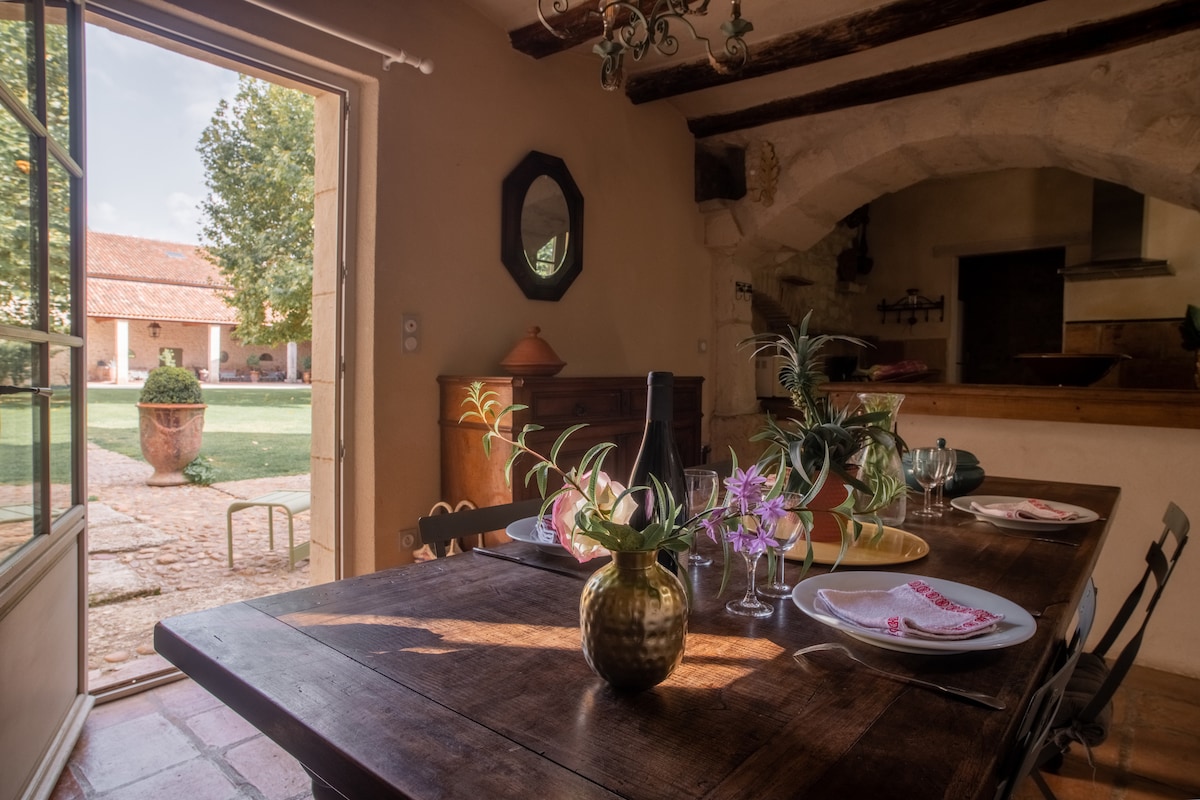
[155,0,716,572]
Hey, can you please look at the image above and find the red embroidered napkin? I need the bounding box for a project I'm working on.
[815,580,1004,640]
[970,498,1081,521]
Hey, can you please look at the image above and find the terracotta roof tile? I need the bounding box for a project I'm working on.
[87,231,237,325]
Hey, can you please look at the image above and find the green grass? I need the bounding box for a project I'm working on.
[1,387,312,485]
[88,387,312,483]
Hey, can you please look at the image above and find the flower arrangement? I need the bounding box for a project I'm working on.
[462,382,841,591]
[692,454,840,597]
[460,382,691,560]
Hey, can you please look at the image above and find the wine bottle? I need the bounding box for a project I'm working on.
[628,371,687,575]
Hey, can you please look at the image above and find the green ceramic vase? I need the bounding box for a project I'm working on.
[579,550,687,691]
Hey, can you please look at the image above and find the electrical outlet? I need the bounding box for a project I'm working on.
[402,313,420,354]
[399,528,417,549]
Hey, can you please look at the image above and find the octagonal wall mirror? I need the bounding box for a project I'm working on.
[501,150,583,301]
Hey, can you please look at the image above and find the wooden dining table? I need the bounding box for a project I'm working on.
[154,476,1119,800]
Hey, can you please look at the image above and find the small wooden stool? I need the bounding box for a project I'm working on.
[226,490,311,570]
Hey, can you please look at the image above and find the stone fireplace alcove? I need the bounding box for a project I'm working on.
[700,29,1200,460]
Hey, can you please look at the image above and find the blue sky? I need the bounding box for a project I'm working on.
[85,25,241,246]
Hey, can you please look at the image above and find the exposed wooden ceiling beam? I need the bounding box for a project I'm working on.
[509,1,657,60]
[689,0,1200,138]
[625,0,1047,105]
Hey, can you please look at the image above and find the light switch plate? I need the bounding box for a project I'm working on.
[402,313,420,354]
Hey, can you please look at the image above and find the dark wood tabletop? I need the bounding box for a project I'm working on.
[154,476,1119,800]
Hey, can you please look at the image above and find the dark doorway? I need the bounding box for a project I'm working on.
[958,248,1065,384]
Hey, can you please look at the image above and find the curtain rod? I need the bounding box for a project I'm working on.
[242,0,433,74]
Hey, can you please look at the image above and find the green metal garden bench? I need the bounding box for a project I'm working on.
[226,490,310,570]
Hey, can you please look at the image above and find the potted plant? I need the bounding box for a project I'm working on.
[744,311,907,540]
[137,365,206,486]
[301,355,312,384]
[246,353,261,382]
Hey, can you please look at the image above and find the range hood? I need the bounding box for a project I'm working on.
[1058,180,1174,281]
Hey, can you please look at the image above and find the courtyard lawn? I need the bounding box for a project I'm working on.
[87,386,312,482]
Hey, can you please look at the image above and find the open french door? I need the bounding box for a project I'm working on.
[0,2,90,799]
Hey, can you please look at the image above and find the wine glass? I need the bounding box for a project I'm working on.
[684,468,719,567]
[910,447,950,518]
[757,494,808,599]
[725,534,774,617]
[933,446,957,510]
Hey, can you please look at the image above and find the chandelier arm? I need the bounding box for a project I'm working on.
[537,0,595,40]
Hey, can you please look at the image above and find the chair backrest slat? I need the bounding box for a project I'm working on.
[418,498,544,558]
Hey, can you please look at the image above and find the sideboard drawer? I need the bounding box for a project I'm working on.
[529,388,625,423]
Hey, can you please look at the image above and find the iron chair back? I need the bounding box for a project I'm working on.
[418,498,543,558]
[1033,500,1189,798]
[995,579,1097,800]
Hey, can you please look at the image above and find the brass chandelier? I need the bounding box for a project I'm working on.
[537,0,754,91]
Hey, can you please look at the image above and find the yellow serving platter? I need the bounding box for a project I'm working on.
[784,525,929,567]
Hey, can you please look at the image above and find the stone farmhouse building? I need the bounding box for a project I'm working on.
[82,230,310,384]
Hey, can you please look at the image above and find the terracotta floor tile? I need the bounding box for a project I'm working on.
[152,676,224,719]
[74,713,198,793]
[223,735,313,800]
[184,704,260,749]
[92,757,241,800]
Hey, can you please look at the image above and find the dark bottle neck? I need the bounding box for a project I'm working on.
[645,371,674,424]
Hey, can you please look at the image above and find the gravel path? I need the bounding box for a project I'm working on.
[86,443,312,686]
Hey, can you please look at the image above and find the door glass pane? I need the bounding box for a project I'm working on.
[45,5,70,146]
[0,337,39,565]
[0,2,36,119]
[48,342,70,517]
[0,103,38,329]
[47,154,69,334]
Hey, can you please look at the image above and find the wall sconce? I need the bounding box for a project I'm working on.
[877,289,944,326]
[735,281,754,301]
[147,322,162,339]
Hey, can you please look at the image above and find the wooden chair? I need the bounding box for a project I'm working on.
[1031,501,1190,797]
[995,579,1097,800]
[417,498,543,558]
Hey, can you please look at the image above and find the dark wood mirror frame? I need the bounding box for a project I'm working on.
[501,150,584,302]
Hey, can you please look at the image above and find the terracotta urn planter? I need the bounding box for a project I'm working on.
[138,403,207,486]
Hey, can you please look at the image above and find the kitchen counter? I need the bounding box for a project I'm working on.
[761,383,1200,430]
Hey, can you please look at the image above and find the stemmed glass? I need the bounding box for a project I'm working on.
[757,495,808,599]
[726,493,807,617]
[684,468,719,567]
[910,447,954,518]
[933,446,957,511]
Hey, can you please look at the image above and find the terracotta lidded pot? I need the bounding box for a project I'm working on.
[500,326,566,376]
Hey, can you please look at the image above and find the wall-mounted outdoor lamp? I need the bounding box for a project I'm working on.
[148,322,161,338]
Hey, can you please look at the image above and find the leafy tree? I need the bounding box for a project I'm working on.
[0,19,72,333]
[197,76,314,346]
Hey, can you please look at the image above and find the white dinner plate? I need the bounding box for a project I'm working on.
[950,495,1099,532]
[784,526,929,567]
[505,516,572,557]
[791,571,1036,655]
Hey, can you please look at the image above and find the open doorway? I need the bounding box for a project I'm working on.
[81,16,343,696]
[958,247,1066,384]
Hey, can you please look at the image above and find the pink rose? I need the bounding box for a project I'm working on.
[551,471,635,562]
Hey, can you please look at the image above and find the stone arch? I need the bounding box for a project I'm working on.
[706,30,1200,458]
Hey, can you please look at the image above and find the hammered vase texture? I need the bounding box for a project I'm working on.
[579,550,687,691]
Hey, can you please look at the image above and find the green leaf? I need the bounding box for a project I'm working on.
[550,423,588,464]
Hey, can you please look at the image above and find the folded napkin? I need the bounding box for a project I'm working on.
[815,580,1004,640]
[970,498,1081,521]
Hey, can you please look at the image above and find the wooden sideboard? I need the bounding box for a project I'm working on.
[438,375,704,510]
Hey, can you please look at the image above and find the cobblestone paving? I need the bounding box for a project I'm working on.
[86,443,311,685]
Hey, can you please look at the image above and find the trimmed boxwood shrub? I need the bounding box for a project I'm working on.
[139,365,203,404]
